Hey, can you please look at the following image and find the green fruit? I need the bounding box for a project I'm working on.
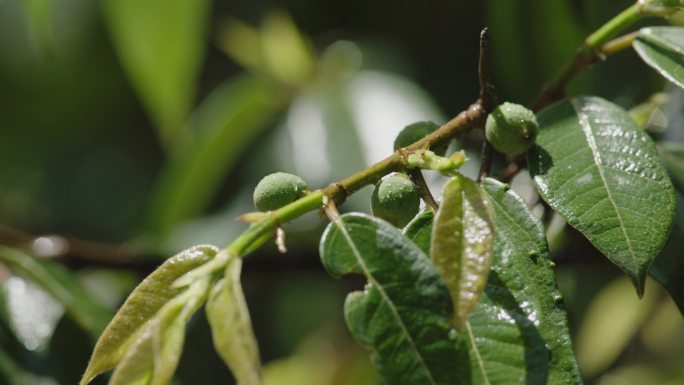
[485,102,539,155]
[393,121,447,156]
[253,172,308,211]
[371,173,420,228]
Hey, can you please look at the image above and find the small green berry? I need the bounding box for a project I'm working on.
[485,102,539,155]
[394,121,447,156]
[371,173,420,228]
[253,172,308,211]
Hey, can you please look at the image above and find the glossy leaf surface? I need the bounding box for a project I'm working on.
[478,178,583,385]
[430,175,494,328]
[102,0,210,147]
[403,210,434,255]
[109,278,209,385]
[634,27,684,90]
[319,213,470,385]
[206,257,262,385]
[527,96,675,296]
[0,246,111,337]
[80,245,218,385]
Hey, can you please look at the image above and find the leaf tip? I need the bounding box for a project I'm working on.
[628,269,647,299]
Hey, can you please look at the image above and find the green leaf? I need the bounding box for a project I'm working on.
[479,178,583,385]
[206,256,262,385]
[259,12,314,86]
[21,0,53,56]
[403,210,434,255]
[657,141,684,193]
[651,193,684,315]
[109,278,210,385]
[319,213,470,385]
[216,12,314,86]
[527,96,675,297]
[634,27,684,90]
[0,246,111,337]
[80,245,218,385]
[430,174,494,329]
[147,75,284,236]
[102,0,211,147]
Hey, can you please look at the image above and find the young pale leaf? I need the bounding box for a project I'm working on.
[80,245,218,385]
[319,213,470,385]
[475,178,583,385]
[430,174,494,329]
[527,96,675,297]
[206,257,262,385]
[403,210,434,255]
[634,27,684,90]
[0,246,112,337]
[109,278,210,385]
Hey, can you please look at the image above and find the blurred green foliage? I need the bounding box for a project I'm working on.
[0,0,682,384]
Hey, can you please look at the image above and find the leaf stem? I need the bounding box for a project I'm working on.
[224,102,489,257]
[602,31,638,56]
[408,169,440,211]
[585,3,642,48]
[478,139,493,182]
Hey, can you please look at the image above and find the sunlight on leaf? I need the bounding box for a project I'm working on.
[108,278,210,385]
[478,178,583,385]
[528,96,675,297]
[80,245,217,385]
[430,174,494,329]
[0,246,111,338]
[319,213,470,385]
[206,256,262,385]
[1,276,63,352]
[634,27,684,90]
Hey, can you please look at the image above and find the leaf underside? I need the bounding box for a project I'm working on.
[319,213,470,385]
[633,27,684,90]
[527,96,675,296]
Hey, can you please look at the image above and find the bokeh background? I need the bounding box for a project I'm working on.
[1,0,684,384]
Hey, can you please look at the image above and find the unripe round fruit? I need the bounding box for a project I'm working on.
[393,121,447,156]
[371,173,420,228]
[253,172,308,211]
[485,102,539,155]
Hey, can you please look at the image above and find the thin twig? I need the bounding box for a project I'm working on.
[478,140,493,182]
[476,27,497,180]
[408,168,439,211]
[478,28,498,112]
[0,226,150,267]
